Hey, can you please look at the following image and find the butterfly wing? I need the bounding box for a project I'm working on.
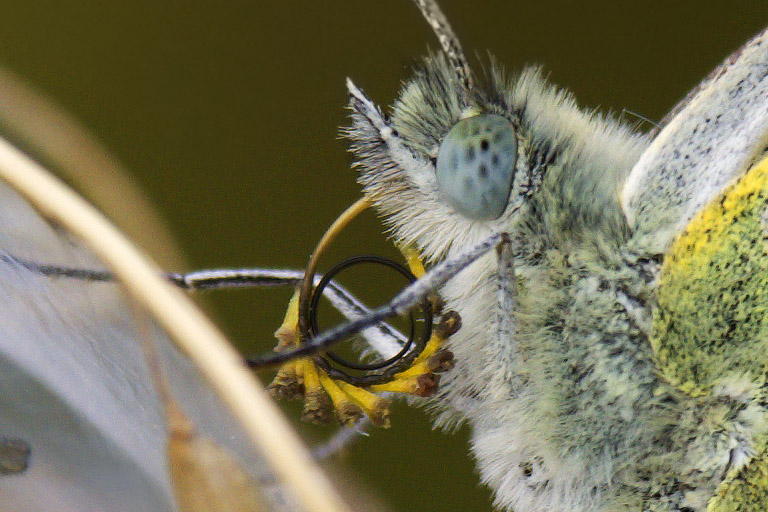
[621,27,768,256]
[664,154,768,510]
[0,181,297,510]
[619,25,768,511]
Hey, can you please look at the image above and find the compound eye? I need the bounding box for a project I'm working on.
[435,114,517,220]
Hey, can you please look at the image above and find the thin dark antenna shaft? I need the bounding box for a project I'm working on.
[412,0,474,93]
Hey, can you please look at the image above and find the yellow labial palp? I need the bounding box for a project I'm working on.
[266,244,459,428]
[267,307,458,427]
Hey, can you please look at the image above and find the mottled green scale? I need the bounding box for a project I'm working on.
[709,447,768,512]
[651,156,768,510]
[652,156,768,397]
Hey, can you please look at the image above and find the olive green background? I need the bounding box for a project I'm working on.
[0,1,765,510]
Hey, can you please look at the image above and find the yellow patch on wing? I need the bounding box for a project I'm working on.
[651,155,768,397]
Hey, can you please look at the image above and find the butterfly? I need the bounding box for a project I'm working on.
[338,2,768,511]
[0,1,767,512]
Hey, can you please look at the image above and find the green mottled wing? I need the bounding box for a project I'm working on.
[623,25,768,511]
[708,448,768,512]
[651,156,768,397]
[652,156,768,511]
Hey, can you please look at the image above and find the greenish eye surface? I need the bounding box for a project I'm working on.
[435,114,517,220]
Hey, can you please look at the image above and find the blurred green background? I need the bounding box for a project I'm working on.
[0,1,765,510]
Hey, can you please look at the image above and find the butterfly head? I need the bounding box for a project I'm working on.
[344,50,543,262]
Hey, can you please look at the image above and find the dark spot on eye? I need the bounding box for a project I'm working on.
[491,153,499,166]
[480,139,489,152]
[493,131,503,143]
[466,146,476,161]
[478,164,488,178]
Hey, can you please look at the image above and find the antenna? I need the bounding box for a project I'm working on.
[411,0,474,93]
